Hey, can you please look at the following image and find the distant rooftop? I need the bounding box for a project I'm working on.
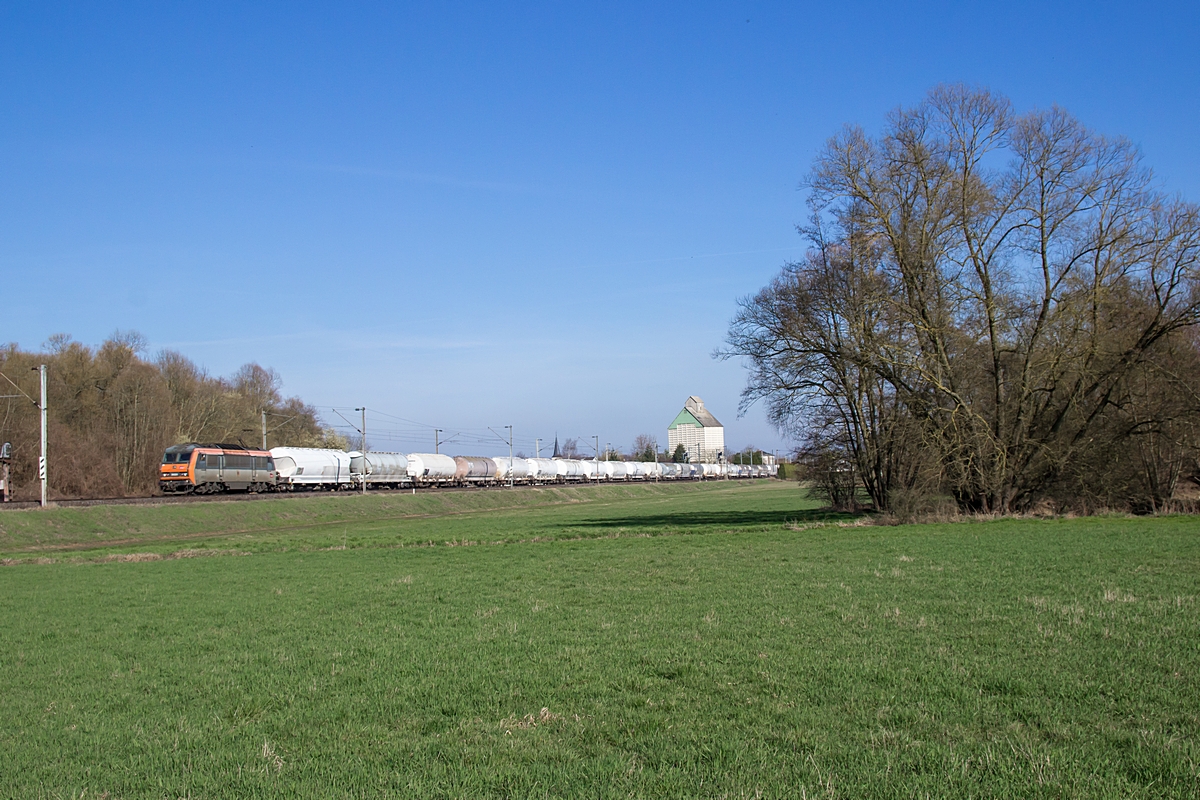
[668,396,723,429]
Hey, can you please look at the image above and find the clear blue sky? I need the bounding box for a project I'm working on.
[2,2,1197,456]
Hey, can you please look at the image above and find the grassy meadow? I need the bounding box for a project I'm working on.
[1,481,1197,797]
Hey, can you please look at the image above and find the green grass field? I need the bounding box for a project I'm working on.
[1,482,1197,798]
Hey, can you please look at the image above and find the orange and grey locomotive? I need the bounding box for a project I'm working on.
[159,444,277,494]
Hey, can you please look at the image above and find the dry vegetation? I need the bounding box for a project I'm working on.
[0,333,344,499]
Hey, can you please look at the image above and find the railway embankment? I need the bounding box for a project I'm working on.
[0,479,782,561]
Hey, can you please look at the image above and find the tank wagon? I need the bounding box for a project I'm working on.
[406,453,458,485]
[349,452,412,489]
[558,459,587,481]
[454,456,498,484]
[271,446,353,490]
[493,456,530,483]
[527,458,562,483]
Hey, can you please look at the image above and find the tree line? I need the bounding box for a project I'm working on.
[0,333,345,499]
[724,86,1200,515]
[558,436,695,463]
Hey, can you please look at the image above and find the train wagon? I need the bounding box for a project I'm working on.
[453,456,498,485]
[270,446,354,490]
[160,443,277,494]
[406,453,458,485]
[493,456,530,483]
[554,458,587,481]
[627,461,658,480]
[349,452,412,489]
[527,458,562,484]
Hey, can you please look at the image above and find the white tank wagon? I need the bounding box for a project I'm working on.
[607,461,630,480]
[627,462,659,480]
[406,453,458,485]
[553,458,587,481]
[528,458,563,484]
[270,447,355,490]
[579,460,601,480]
[349,452,412,488]
[454,456,499,484]
[492,456,531,483]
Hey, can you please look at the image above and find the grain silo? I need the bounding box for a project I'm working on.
[667,396,725,463]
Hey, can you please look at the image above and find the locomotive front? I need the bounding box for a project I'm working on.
[159,444,196,492]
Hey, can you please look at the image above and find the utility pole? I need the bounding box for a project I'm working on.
[36,365,46,508]
[435,429,442,454]
[355,407,367,494]
[261,409,268,450]
[506,425,513,488]
[0,442,10,503]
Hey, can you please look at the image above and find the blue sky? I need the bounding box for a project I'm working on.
[2,2,1197,457]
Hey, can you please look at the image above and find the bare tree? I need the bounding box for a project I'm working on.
[725,85,1200,513]
[0,335,334,498]
[631,434,656,462]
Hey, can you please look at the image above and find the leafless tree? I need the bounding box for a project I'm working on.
[0,334,335,498]
[631,434,657,462]
[724,85,1200,513]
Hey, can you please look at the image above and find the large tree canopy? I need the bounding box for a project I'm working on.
[724,86,1200,514]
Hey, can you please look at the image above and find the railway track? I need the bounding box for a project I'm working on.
[0,479,732,511]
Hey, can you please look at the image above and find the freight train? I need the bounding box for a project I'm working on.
[159,444,775,494]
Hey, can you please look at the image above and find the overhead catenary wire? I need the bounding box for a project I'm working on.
[314,405,605,458]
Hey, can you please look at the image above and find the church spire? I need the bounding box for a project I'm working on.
[552,434,560,458]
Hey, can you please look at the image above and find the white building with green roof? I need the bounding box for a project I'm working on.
[667,396,725,463]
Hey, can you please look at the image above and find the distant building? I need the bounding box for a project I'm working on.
[667,396,725,463]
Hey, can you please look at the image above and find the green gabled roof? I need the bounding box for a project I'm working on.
[668,408,703,429]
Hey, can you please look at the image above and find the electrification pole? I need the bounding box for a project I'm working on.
[506,425,513,488]
[36,365,46,508]
[534,438,540,459]
[435,429,441,454]
[355,407,367,494]
[593,435,599,484]
[261,409,268,450]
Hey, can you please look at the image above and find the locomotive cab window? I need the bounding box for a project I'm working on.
[163,447,195,464]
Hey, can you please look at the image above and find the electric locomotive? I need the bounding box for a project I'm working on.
[160,443,277,494]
